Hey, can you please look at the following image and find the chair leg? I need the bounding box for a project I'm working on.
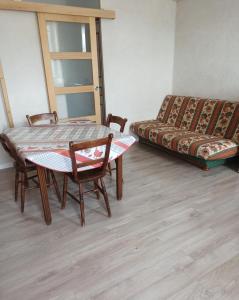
[94,180,100,199]
[100,178,111,217]
[15,170,19,202]
[79,183,85,226]
[24,171,29,188]
[61,174,68,209]
[107,162,123,181]
[107,162,112,176]
[20,172,26,213]
[50,171,61,203]
[46,169,51,185]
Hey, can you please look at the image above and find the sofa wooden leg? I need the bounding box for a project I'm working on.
[202,165,209,171]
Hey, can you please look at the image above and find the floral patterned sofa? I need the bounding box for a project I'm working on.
[130,95,239,170]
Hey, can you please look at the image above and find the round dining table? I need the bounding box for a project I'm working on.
[4,124,136,225]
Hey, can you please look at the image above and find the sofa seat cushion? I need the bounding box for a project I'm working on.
[159,131,238,160]
[130,120,183,140]
[131,120,238,160]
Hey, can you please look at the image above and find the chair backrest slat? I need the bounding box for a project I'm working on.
[106,114,127,133]
[26,111,58,126]
[76,158,104,168]
[69,134,113,180]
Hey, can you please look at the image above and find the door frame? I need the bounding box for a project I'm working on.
[0,1,115,19]
[38,13,102,123]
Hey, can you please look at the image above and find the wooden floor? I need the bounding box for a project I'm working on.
[1,143,239,300]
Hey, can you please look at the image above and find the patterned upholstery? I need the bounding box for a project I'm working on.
[131,95,239,160]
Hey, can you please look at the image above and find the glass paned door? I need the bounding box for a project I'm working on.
[38,13,101,123]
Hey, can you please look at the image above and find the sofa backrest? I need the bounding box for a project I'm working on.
[157,95,239,143]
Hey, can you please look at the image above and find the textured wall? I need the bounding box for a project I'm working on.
[173,0,239,100]
[101,0,176,129]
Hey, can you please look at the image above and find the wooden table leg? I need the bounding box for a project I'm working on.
[115,155,123,200]
[36,165,52,225]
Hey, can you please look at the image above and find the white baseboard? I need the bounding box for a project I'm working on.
[0,162,14,170]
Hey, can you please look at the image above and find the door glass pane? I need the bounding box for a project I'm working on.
[47,22,91,52]
[51,60,93,87]
[24,0,100,8]
[57,93,95,118]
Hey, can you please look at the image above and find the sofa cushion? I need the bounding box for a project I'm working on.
[159,130,238,160]
[157,95,188,126]
[131,121,238,160]
[131,120,183,140]
[156,95,239,144]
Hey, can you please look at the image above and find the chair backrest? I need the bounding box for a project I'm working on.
[0,133,24,166]
[69,134,113,180]
[105,113,128,133]
[26,111,58,126]
[0,133,10,156]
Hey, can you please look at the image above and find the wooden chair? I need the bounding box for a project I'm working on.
[105,113,128,133]
[26,111,58,126]
[0,133,61,213]
[105,113,128,175]
[61,134,113,226]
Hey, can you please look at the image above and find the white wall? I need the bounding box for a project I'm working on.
[0,11,49,168]
[0,90,12,169]
[101,0,176,129]
[173,0,239,100]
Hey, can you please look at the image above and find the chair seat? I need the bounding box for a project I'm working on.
[131,121,238,160]
[67,168,105,183]
[14,160,36,172]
